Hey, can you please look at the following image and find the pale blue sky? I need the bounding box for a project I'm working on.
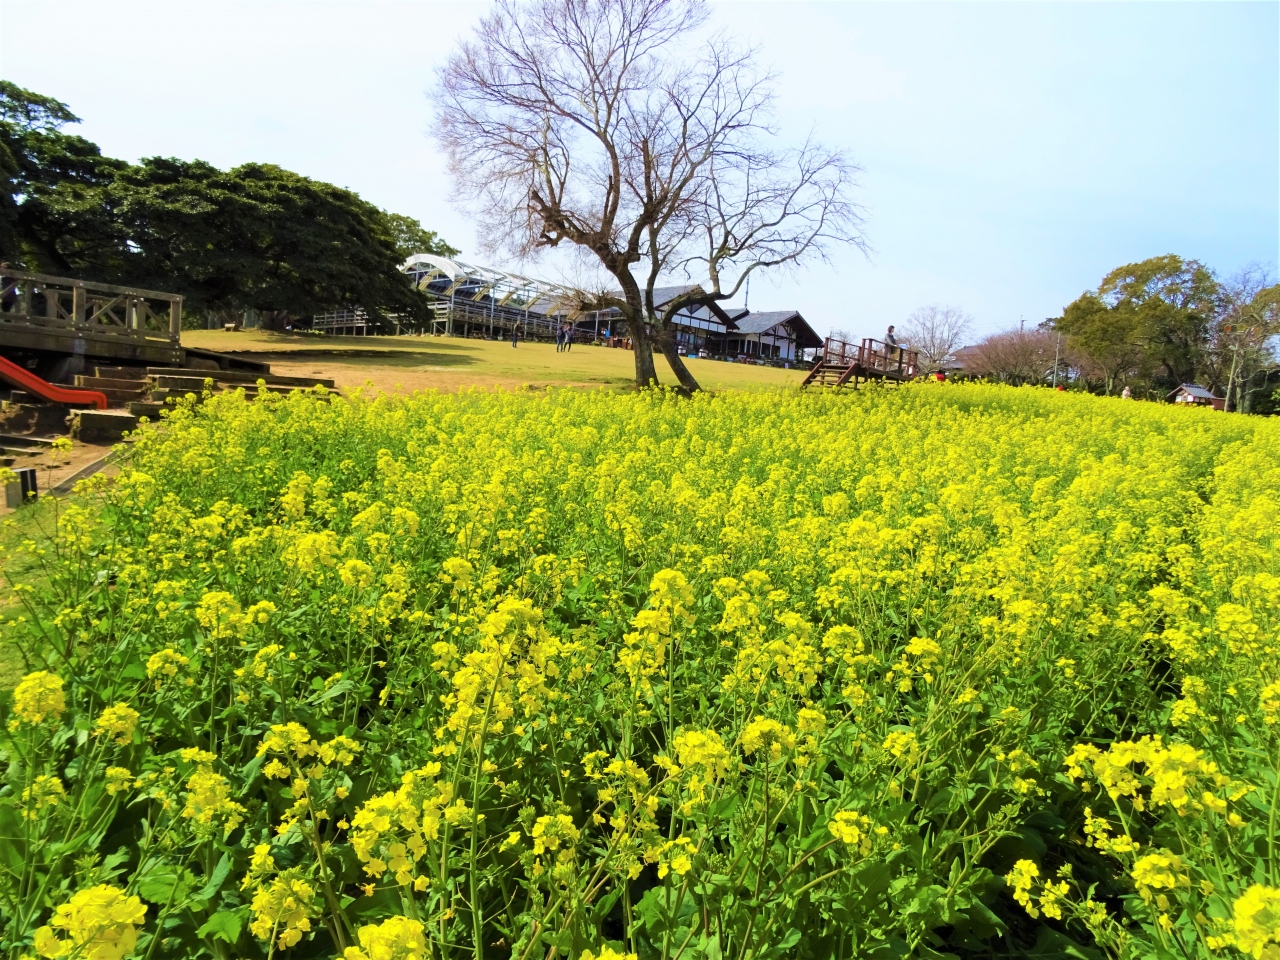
[2,1,1276,339]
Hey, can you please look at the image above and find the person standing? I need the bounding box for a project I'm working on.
[512,325,519,348]
[885,324,901,363]
[563,322,573,351]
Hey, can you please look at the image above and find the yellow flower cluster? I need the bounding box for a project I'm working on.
[7,380,1279,960]
[740,717,795,760]
[12,671,65,725]
[343,916,428,960]
[828,810,874,855]
[248,872,315,950]
[1233,885,1280,958]
[34,884,146,960]
[349,764,454,888]
[93,703,140,744]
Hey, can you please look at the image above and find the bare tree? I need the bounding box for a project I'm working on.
[964,328,1058,385]
[900,305,972,375]
[433,0,865,390]
[1204,263,1280,411]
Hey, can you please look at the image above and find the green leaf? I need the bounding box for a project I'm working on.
[309,679,354,704]
[196,908,245,944]
[136,859,189,905]
[196,853,232,901]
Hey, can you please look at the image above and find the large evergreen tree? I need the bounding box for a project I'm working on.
[0,81,454,327]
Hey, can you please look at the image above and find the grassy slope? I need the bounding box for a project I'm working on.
[180,329,803,393]
[0,497,61,687]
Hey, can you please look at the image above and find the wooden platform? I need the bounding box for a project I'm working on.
[1,270,183,366]
[801,337,919,388]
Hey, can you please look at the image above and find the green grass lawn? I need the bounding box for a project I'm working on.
[181,329,805,393]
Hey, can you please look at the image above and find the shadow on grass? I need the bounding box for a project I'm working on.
[255,349,481,369]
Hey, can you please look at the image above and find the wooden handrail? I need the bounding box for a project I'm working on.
[819,336,919,377]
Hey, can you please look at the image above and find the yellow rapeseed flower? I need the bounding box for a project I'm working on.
[33,884,146,960]
[12,671,65,724]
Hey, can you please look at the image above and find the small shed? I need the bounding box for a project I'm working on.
[1167,384,1223,408]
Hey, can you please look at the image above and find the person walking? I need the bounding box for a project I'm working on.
[562,323,573,352]
[511,325,519,348]
[555,325,564,352]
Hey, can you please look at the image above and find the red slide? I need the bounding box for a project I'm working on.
[0,355,108,410]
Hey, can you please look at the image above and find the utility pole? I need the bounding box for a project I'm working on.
[1052,331,1061,388]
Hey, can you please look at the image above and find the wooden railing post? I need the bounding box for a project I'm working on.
[170,297,183,340]
[71,283,86,327]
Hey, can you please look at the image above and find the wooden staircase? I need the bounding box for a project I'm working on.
[800,359,859,387]
[801,337,920,389]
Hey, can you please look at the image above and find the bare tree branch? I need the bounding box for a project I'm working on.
[900,305,972,375]
[433,0,866,389]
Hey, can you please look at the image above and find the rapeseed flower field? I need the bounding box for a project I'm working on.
[1,382,1277,960]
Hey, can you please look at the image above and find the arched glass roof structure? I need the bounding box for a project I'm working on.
[401,255,580,317]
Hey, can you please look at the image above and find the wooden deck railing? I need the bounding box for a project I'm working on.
[1,270,183,343]
[819,337,919,379]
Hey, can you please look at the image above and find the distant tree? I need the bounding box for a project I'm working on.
[379,211,461,262]
[434,0,864,391]
[0,81,129,272]
[1055,255,1220,393]
[1212,264,1280,412]
[964,328,1057,385]
[106,159,429,326]
[1,82,457,328]
[827,328,854,343]
[900,305,971,375]
[1055,292,1146,394]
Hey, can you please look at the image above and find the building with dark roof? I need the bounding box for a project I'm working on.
[313,255,823,363]
[1167,383,1224,408]
[719,310,823,361]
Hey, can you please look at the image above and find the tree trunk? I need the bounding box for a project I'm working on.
[654,326,702,393]
[627,318,660,387]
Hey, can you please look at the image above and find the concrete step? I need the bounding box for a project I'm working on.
[127,401,169,419]
[75,375,151,391]
[146,367,336,389]
[56,383,150,406]
[94,365,150,379]
[148,388,204,403]
[70,409,139,444]
[151,375,215,392]
[0,433,58,448]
